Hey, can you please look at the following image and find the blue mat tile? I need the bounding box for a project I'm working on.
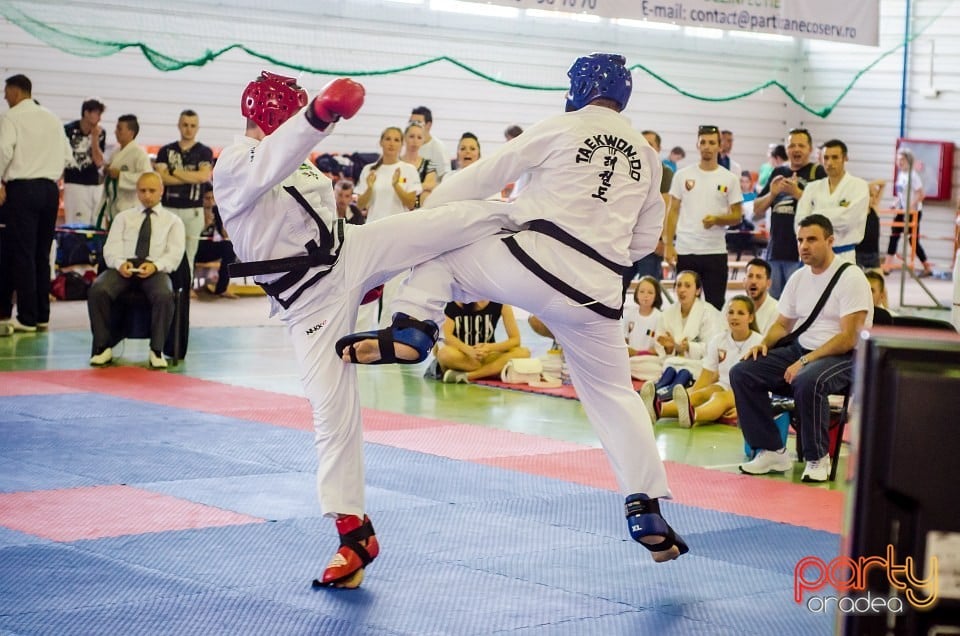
[0,457,98,493]
[135,472,318,521]
[10,440,286,484]
[244,559,638,636]
[0,393,169,422]
[1,398,314,473]
[656,588,835,635]
[459,538,792,611]
[0,589,391,636]
[0,543,209,615]
[76,520,339,589]
[529,609,747,636]
[136,473,441,521]
[459,490,767,543]
[0,527,49,549]
[364,442,598,505]
[691,522,841,575]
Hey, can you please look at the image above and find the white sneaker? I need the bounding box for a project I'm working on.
[673,385,694,429]
[149,349,168,369]
[739,448,793,475]
[640,382,659,424]
[89,347,113,366]
[0,322,12,337]
[802,454,831,482]
[10,317,37,333]
[442,369,468,384]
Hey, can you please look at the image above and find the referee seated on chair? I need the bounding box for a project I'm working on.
[87,172,185,369]
[731,213,872,482]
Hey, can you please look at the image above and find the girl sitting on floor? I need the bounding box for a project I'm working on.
[657,295,763,428]
[640,270,722,418]
[623,275,663,381]
[435,301,530,384]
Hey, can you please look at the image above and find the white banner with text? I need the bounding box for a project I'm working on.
[462,0,880,46]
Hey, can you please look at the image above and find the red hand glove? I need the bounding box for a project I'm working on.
[311,78,365,124]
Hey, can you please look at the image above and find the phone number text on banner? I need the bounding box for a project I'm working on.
[469,0,879,46]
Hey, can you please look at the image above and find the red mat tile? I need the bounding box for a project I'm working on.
[364,425,588,460]
[0,485,263,542]
[477,449,619,490]
[480,452,842,533]
[0,375,85,396]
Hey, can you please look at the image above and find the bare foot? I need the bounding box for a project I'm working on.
[641,535,681,563]
[341,338,419,363]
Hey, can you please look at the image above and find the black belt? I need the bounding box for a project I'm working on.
[229,218,345,310]
[502,223,624,320]
[526,219,628,276]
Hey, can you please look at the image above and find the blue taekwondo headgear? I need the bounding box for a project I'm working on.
[565,53,632,112]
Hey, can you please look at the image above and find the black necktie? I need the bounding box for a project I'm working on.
[135,208,153,261]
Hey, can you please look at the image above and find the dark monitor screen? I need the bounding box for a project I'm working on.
[842,330,960,635]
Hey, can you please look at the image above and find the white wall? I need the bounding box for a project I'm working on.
[2,0,957,265]
[799,0,960,269]
[0,0,796,161]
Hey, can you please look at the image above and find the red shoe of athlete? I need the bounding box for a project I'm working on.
[312,515,379,589]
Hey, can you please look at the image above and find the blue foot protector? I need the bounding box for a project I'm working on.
[335,313,439,365]
[625,493,690,558]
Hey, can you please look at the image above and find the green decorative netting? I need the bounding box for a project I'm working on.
[0,0,946,118]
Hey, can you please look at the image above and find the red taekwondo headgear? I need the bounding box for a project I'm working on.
[241,71,309,135]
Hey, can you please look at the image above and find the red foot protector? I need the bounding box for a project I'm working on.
[313,515,379,589]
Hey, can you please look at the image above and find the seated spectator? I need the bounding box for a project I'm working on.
[195,185,238,298]
[864,270,893,325]
[334,179,366,225]
[732,214,872,482]
[639,270,722,412]
[655,295,763,427]
[87,173,185,369]
[436,301,530,384]
[740,257,779,334]
[623,276,663,381]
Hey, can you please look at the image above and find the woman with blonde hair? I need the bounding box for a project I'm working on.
[355,127,423,327]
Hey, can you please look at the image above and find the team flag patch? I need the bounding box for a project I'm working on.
[717,184,728,193]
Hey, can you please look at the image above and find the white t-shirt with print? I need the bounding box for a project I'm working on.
[704,330,763,390]
[669,164,742,255]
[356,160,422,223]
[623,305,661,352]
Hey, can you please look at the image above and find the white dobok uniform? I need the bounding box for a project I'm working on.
[391,104,673,498]
[214,112,514,517]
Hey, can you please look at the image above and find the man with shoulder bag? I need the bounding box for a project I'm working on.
[731,214,873,482]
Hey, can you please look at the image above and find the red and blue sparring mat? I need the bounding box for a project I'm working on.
[0,369,841,635]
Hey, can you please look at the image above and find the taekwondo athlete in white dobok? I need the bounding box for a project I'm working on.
[213,72,517,589]
[794,139,869,264]
[337,53,689,563]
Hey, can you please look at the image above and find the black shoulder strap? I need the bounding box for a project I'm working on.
[787,262,852,343]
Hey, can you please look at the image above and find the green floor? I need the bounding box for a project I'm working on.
[0,325,847,489]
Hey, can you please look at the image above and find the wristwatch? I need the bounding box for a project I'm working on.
[799,355,809,366]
